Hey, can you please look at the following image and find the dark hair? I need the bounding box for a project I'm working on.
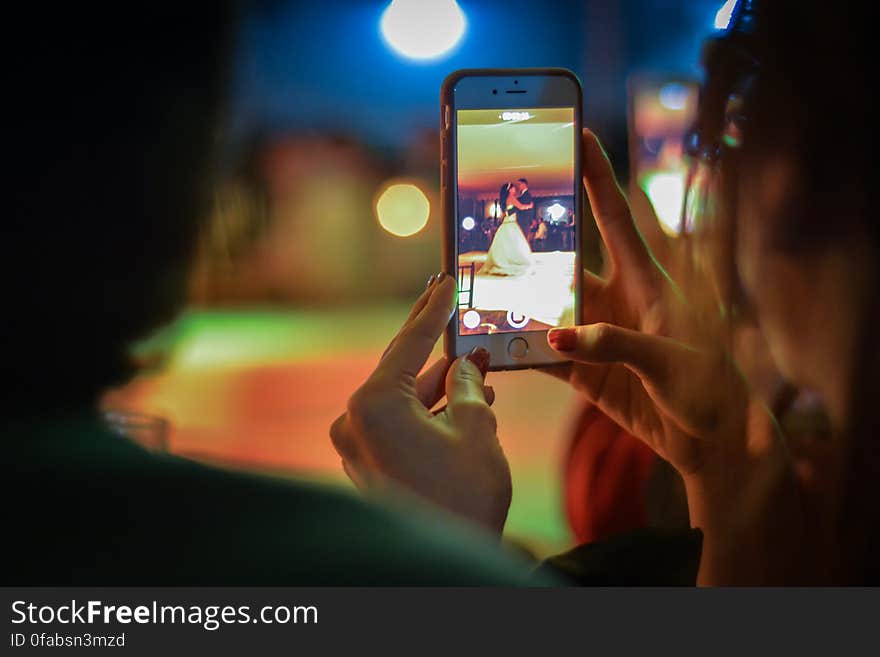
[7,5,234,414]
[499,183,513,214]
[712,0,876,581]
[517,178,529,186]
[737,1,869,250]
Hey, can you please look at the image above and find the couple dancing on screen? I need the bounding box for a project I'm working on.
[481,178,535,276]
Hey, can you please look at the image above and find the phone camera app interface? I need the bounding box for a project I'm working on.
[456,107,576,335]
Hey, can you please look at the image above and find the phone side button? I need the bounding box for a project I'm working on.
[507,337,528,359]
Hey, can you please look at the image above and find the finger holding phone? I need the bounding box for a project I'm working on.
[330,273,512,535]
[333,68,583,535]
[543,128,806,583]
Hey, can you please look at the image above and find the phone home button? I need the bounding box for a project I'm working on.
[507,337,529,359]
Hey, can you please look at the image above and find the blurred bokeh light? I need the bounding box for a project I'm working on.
[714,0,737,29]
[547,203,567,221]
[375,183,431,237]
[658,81,690,110]
[380,0,467,61]
[644,171,686,235]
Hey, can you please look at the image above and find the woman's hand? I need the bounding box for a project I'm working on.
[330,274,512,534]
[543,130,806,582]
[543,129,748,476]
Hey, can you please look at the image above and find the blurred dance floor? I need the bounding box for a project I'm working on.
[105,305,579,554]
[460,251,576,327]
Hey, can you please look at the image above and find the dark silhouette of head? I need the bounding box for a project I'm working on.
[8,5,234,415]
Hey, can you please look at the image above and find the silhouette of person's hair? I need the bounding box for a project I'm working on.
[499,183,513,214]
[8,5,234,413]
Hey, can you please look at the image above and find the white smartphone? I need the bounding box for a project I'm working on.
[441,68,583,370]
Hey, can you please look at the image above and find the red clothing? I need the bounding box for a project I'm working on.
[564,406,656,543]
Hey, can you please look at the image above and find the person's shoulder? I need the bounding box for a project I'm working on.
[5,420,547,585]
[169,459,545,585]
[540,527,702,586]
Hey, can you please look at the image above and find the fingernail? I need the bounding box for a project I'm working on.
[466,346,490,376]
[548,328,577,351]
[426,273,437,289]
[435,271,447,284]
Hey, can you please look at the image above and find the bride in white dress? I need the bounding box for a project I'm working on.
[481,183,533,276]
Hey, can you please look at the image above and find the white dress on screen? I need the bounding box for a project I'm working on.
[481,206,533,276]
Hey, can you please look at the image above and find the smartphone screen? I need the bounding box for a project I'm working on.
[629,78,699,235]
[455,107,577,337]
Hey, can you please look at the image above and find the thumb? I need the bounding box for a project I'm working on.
[444,348,495,432]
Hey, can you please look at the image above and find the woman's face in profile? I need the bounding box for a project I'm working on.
[735,156,805,382]
[734,154,863,406]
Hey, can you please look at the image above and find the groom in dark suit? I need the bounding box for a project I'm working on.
[513,178,535,235]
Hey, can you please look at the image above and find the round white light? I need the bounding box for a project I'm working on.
[462,216,475,230]
[547,202,566,221]
[462,310,481,329]
[380,0,466,61]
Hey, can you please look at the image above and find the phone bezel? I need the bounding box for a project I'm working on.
[441,68,584,371]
